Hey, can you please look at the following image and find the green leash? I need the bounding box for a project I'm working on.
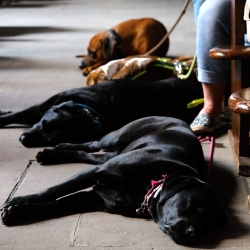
[130,54,204,108]
[187,98,204,108]
[177,53,197,80]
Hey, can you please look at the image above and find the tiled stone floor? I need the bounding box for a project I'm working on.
[0,1,250,249]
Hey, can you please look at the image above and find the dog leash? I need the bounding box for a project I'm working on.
[131,57,191,80]
[198,134,215,183]
[176,53,197,80]
[144,0,191,56]
[136,174,168,217]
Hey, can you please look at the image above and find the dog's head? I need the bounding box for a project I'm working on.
[19,101,104,147]
[150,174,227,246]
[77,29,121,71]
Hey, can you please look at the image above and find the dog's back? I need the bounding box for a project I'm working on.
[79,77,203,130]
[97,116,205,178]
[0,77,203,147]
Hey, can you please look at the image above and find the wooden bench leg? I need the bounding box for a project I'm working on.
[229,112,250,176]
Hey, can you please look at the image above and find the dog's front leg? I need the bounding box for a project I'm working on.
[82,60,107,76]
[36,148,117,165]
[54,141,101,152]
[2,166,99,211]
[2,190,101,226]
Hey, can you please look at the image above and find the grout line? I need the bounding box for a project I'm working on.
[70,213,82,247]
[4,160,33,203]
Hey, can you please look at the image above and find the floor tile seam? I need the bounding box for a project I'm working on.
[4,160,33,203]
[70,213,82,247]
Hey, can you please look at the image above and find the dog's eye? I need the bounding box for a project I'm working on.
[88,50,96,58]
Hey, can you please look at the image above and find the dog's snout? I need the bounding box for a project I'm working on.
[19,133,35,148]
[19,134,29,147]
[79,61,87,70]
[19,133,40,148]
[19,135,25,143]
[78,63,84,69]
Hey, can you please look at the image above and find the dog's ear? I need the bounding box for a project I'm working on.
[39,101,75,116]
[100,37,113,59]
[54,101,75,109]
[159,174,206,203]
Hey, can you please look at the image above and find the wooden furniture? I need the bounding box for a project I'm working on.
[209,0,250,176]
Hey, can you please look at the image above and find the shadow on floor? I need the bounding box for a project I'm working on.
[0,26,79,37]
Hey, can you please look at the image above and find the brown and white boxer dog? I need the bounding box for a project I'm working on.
[85,55,195,86]
[76,18,169,76]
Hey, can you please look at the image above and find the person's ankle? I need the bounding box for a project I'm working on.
[199,108,221,118]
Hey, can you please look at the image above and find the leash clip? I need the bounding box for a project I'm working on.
[173,61,184,75]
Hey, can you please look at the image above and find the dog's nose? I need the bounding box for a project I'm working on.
[19,134,27,146]
[19,134,33,148]
[19,134,25,143]
[79,61,88,70]
[79,62,88,69]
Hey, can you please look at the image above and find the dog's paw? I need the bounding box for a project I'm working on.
[82,69,89,76]
[1,205,18,226]
[1,194,40,211]
[1,203,35,226]
[1,198,27,211]
[36,149,72,165]
[36,149,60,165]
[82,67,92,76]
[0,110,12,116]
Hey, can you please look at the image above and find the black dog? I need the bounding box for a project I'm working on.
[0,78,202,147]
[1,116,227,246]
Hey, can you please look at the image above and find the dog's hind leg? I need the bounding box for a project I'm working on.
[0,105,42,127]
[36,148,118,165]
[1,190,101,226]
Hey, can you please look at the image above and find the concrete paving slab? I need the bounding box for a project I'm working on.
[10,161,92,196]
[0,247,189,250]
[74,212,175,248]
[0,160,28,206]
[0,161,92,248]
[0,214,80,247]
[0,129,41,160]
[200,214,250,248]
[0,80,83,112]
[1,0,250,249]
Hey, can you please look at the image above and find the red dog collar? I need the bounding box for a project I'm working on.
[136,174,167,217]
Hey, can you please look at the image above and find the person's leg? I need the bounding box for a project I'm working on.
[192,0,206,24]
[191,0,231,133]
[200,83,225,117]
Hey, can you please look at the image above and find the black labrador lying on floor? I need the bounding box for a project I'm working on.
[0,77,202,147]
[1,116,227,246]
